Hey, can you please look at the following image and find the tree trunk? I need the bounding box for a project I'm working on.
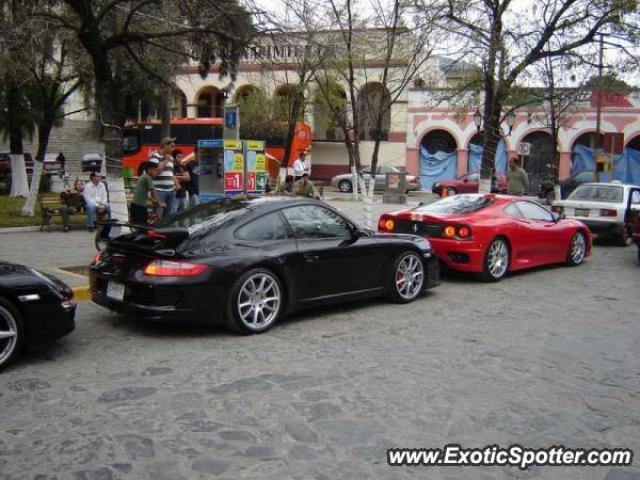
[7,85,29,197]
[479,97,503,194]
[160,89,171,138]
[22,120,53,216]
[96,79,128,223]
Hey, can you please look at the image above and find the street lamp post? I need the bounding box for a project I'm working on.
[594,32,604,182]
[506,110,516,135]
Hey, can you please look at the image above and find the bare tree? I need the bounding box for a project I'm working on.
[435,0,639,193]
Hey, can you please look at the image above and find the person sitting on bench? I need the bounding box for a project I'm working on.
[83,171,110,231]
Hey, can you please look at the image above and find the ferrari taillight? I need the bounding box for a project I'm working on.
[378,217,395,232]
[457,226,472,238]
[443,224,472,240]
[443,225,456,238]
[143,260,209,277]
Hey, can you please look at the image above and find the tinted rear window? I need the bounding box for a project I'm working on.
[568,185,623,203]
[415,194,493,214]
[158,200,252,236]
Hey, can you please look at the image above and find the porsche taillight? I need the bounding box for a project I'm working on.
[143,260,209,277]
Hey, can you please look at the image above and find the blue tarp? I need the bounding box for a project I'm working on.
[570,145,640,184]
[467,140,508,175]
[418,147,457,190]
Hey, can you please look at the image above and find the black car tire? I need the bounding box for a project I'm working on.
[566,231,587,266]
[446,186,457,196]
[479,237,510,282]
[618,225,633,247]
[338,180,352,193]
[0,297,25,371]
[386,252,425,303]
[225,268,284,334]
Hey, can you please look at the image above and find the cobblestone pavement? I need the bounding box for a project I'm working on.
[1,202,640,480]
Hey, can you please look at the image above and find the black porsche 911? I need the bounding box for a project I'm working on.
[0,262,76,370]
[90,197,440,333]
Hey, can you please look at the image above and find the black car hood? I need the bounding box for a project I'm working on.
[0,261,46,290]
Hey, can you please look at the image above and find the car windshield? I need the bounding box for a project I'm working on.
[156,199,252,237]
[568,185,623,203]
[573,171,594,182]
[414,194,493,214]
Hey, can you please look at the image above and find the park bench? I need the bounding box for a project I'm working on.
[37,193,107,231]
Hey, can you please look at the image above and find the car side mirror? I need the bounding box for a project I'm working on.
[463,178,469,183]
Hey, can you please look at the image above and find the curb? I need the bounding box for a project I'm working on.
[0,226,42,234]
[72,285,91,301]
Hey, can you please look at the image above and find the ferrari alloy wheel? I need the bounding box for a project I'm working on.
[338,180,352,193]
[480,238,509,282]
[387,252,425,303]
[566,231,586,266]
[446,187,457,196]
[227,269,283,334]
[0,298,24,371]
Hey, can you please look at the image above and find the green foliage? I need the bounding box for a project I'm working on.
[313,77,347,132]
[238,89,288,141]
[585,73,632,90]
[272,84,305,123]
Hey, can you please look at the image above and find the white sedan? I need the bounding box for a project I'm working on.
[552,182,640,246]
[330,165,420,193]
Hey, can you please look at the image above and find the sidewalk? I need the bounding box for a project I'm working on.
[0,196,433,289]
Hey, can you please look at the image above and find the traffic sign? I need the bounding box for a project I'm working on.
[517,142,531,156]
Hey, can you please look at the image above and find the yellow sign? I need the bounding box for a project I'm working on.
[232,153,244,172]
[224,140,242,150]
[255,154,266,172]
[247,140,265,151]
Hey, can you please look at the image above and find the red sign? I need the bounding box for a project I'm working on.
[246,172,256,191]
[224,172,242,192]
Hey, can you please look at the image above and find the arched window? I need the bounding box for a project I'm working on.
[172,89,187,118]
[625,134,640,151]
[273,84,304,122]
[196,86,225,117]
[357,83,390,141]
[314,79,347,142]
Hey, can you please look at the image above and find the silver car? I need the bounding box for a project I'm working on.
[330,165,420,193]
[552,182,640,245]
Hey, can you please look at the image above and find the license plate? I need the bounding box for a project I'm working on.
[106,281,125,301]
[575,208,589,217]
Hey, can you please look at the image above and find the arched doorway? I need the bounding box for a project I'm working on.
[418,130,458,190]
[357,83,390,141]
[626,134,640,151]
[172,89,187,118]
[196,86,225,117]
[467,132,508,174]
[234,84,258,103]
[521,131,555,193]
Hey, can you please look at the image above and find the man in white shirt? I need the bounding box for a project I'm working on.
[292,151,308,181]
[83,171,110,231]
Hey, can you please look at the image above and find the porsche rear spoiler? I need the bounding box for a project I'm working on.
[95,220,190,249]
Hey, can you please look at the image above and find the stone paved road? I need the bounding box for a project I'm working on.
[1,237,639,479]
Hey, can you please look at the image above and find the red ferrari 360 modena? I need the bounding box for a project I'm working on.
[378,194,592,281]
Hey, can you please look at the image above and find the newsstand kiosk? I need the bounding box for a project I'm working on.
[198,139,267,202]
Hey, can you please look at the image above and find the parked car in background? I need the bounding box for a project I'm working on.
[552,182,640,246]
[0,261,76,371]
[633,213,640,263]
[91,197,439,333]
[431,172,508,196]
[378,193,591,281]
[330,165,420,193]
[538,170,595,203]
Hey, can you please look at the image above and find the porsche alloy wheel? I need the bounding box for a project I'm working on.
[567,231,586,266]
[227,269,283,334]
[387,252,425,303]
[481,238,509,282]
[338,180,353,193]
[0,298,24,371]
